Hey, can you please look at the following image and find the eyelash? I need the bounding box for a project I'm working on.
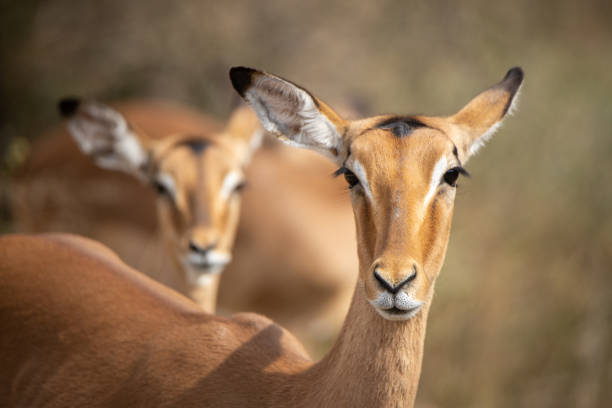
[333,167,360,189]
[442,166,470,187]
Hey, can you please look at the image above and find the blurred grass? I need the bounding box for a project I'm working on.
[1,1,611,407]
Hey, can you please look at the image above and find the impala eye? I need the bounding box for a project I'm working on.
[443,169,459,186]
[153,180,169,195]
[334,166,361,189]
[152,173,176,198]
[442,166,469,187]
[344,170,360,188]
[339,168,360,188]
[233,180,247,193]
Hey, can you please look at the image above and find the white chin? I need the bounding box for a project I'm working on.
[184,262,227,286]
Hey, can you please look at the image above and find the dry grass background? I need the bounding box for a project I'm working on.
[1,1,611,407]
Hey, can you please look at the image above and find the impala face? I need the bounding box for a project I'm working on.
[60,99,260,285]
[340,117,467,320]
[147,136,248,281]
[230,65,523,321]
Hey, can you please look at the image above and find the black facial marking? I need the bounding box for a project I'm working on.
[374,116,428,137]
[173,138,211,154]
[183,139,210,154]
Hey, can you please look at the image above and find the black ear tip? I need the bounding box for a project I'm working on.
[229,66,257,97]
[503,66,524,89]
[58,97,81,117]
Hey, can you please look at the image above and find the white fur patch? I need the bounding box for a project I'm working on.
[219,170,243,201]
[371,291,394,309]
[247,129,264,157]
[423,156,447,207]
[369,291,424,321]
[350,159,374,203]
[186,250,231,267]
[156,172,176,199]
[394,291,423,311]
[183,250,231,285]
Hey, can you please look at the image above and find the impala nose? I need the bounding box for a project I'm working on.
[373,264,417,294]
[188,240,216,255]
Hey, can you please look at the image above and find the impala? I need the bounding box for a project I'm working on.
[12,98,356,351]
[65,99,263,312]
[0,66,523,407]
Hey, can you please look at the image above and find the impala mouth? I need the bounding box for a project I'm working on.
[188,260,226,271]
[183,252,231,279]
[375,304,423,320]
[369,291,424,321]
[376,304,422,320]
[385,307,411,314]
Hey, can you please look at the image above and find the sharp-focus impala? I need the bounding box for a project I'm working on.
[1,66,522,407]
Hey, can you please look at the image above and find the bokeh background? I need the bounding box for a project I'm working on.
[1,1,611,407]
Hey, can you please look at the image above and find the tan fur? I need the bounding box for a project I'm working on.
[2,67,522,406]
[11,99,355,350]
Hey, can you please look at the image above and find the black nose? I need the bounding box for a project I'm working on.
[373,265,417,294]
[189,241,216,255]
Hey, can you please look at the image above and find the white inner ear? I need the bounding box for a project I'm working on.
[67,103,148,177]
[245,75,342,160]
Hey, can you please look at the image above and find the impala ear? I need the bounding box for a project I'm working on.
[229,67,348,162]
[448,67,524,163]
[59,98,149,180]
[222,103,265,165]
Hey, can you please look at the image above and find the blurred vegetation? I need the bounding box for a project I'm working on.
[1,0,611,407]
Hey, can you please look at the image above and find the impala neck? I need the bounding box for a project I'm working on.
[297,269,432,408]
[188,276,220,314]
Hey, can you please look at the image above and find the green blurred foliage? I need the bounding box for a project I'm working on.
[1,1,611,407]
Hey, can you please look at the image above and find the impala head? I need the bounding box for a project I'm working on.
[59,98,262,285]
[230,66,523,321]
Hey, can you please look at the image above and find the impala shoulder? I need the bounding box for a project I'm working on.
[231,312,276,331]
[231,312,311,360]
[0,233,119,262]
[46,233,123,263]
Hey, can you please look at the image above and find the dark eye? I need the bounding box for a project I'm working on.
[333,166,361,189]
[343,169,360,188]
[153,180,169,195]
[233,180,247,194]
[443,168,460,187]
